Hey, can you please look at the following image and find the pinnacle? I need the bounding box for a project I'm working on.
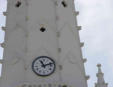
[97,64,101,68]
[97,63,103,74]
[95,64,108,87]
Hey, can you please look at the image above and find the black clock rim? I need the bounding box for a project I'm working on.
[32,56,56,77]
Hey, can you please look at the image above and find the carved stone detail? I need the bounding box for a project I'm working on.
[76,26,81,31]
[80,42,84,47]
[75,11,79,16]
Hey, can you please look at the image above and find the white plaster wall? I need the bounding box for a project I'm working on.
[0,0,88,87]
[25,0,61,84]
[1,0,28,87]
[57,0,87,87]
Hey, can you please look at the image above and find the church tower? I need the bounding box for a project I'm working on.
[95,64,108,87]
[0,0,88,87]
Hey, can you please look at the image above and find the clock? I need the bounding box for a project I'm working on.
[32,56,56,76]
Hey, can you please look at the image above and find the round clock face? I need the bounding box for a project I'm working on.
[32,56,56,76]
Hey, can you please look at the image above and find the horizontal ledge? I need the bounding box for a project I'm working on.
[0,43,6,48]
[75,11,79,16]
[1,26,6,31]
[76,26,82,31]
[83,58,87,63]
[0,59,4,64]
[80,42,84,47]
[106,83,108,85]
[3,12,8,16]
[85,75,90,80]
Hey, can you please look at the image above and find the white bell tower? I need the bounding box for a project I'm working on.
[0,0,88,87]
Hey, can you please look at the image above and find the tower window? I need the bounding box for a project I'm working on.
[62,85,67,87]
[40,27,46,32]
[15,1,22,8]
[62,1,67,7]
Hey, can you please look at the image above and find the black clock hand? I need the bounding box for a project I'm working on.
[39,60,45,68]
[44,63,53,67]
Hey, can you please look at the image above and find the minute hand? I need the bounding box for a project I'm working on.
[44,63,53,66]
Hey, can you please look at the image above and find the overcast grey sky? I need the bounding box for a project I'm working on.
[0,0,113,87]
[75,0,113,87]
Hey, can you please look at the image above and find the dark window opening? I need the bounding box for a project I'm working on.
[40,27,46,32]
[15,1,22,8]
[62,1,67,7]
[62,85,67,87]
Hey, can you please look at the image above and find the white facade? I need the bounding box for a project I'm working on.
[0,0,88,87]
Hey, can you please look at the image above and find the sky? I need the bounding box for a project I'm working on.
[0,0,113,87]
[74,0,113,87]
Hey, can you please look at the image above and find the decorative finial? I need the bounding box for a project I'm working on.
[3,12,7,16]
[97,64,101,68]
[106,83,108,86]
[95,64,108,87]
[97,63,102,74]
[83,58,87,63]
[0,43,6,48]
[80,42,84,47]
[77,26,82,31]
[75,11,79,16]
[0,59,4,64]
[1,26,6,31]
[85,75,90,80]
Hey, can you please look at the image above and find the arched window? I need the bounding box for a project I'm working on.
[15,1,22,8]
[40,27,46,32]
[62,0,67,7]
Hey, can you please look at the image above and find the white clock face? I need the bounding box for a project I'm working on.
[32,56,56,76]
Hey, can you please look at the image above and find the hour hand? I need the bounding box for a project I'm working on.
[39,60,45,68]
